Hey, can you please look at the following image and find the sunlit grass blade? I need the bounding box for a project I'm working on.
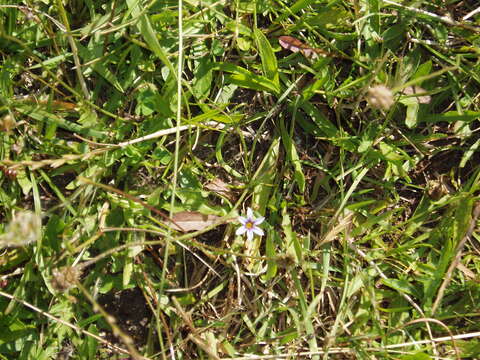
[253,28,279,88]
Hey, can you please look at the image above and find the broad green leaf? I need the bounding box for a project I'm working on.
[86,325,99,359]
[0,318,36,345]
[381,278,419,297]
[413,60,432,80]
[122,232,141,288]
[236,36,252,51]
[378,141,407,161]
[405,101,419,128]
[176,293,197,306]
[306,7,350,26]
[213,62,280,94]
[15,168,32,196]
[253,28,279,87]
[193,56,213,100]
[225,21,252,37]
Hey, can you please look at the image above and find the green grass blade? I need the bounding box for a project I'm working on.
[126,0,176,76]
[252,137,280,214]
[14,104,107,139]
[253,28,279,88]
[214,62,280,94]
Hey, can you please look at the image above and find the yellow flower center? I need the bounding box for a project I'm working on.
[245,221,254,229]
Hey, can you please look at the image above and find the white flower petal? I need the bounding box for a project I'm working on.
[238,216,248,225]
[246,229,254,241]
[236,226,247,235]
[246,208,254,219]
[252,227,264,236]
[253,217,265,225]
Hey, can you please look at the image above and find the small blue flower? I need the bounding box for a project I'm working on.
[236,207,265,241]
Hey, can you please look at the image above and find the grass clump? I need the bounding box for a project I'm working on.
[1,0,480,359]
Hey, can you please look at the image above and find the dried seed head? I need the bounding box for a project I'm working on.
[0,114,16,132]
[367,85,394,110]
[0,211,41,248]
[51,266,82,292]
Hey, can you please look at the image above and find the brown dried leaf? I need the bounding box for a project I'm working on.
[279,35,319,59]
[166,211,221,232]
[457,263,477,281]
[402,85,431,104]
[279,35,307,53]
[205,178,232,198]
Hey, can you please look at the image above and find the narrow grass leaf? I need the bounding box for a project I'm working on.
[460,138,480,168]
[86,325,99,358]
[290,266,319,359]
[400,353,432,360]
[420,110,480,123]
[76,43,124,93]
[27,53,72,70]
[275,0,315,23]
[282,209,301,264]
[15,104,107,139]
[252,137,280,214]
[452,196,474,244]
[216,133,244,179]
[262,230,278,281]
[126,0,175,76]
[279,118,305,192]
[300,101,338,138]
